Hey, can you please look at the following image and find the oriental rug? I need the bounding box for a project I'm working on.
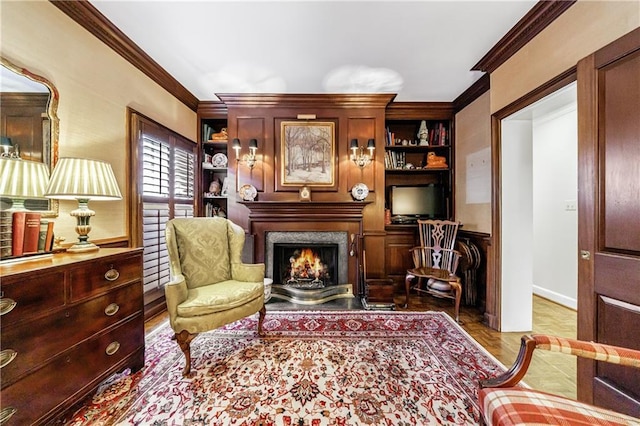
[65,311,505,425]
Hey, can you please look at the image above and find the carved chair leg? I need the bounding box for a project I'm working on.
[175,330,197,377]
[257,305,266,337]
[450,281,462,323]
[404,274,415,308]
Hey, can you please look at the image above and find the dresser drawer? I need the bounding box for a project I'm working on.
[0,315,144,425]
[0,271,65,324]
[1,281,143,388]
[69,252,142,301]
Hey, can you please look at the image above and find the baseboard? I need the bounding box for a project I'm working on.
[533,286,576,310]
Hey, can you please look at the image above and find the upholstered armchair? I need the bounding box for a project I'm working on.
[479,334,640,425]
[165,217,266,376]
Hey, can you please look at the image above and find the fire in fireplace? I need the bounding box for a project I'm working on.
[273,244,337,288]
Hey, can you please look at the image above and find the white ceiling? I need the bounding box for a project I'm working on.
[90,1,538,102]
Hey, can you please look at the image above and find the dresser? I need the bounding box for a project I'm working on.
[0,248,145,425]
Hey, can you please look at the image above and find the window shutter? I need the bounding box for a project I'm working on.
[136,119,197,298]
[174,146,195,200]
[142,203,170,293]
[142,136,170,198]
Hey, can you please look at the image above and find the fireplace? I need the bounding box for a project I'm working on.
[274,244,337,288]
[266,231,352,304]
[240,201,370,304]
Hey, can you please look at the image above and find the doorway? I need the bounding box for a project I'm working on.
[499,82,577,331]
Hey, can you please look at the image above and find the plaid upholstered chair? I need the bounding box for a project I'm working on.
[165,217,266,376]
[478,334,640,425]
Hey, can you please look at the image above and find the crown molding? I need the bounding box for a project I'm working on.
[453,74,490,113]
[472,0,576,73]
[50,0,199,112]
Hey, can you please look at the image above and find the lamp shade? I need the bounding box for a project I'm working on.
[45,157,122,200]
[0,157,50,199]
[249,139,258,149]
[350,139,358,150]
[367,138,375,149]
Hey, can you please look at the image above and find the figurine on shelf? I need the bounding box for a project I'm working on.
[425,151,447,168]
[418,120,429,146]
[210,128,228,141]
[209,178,222,196]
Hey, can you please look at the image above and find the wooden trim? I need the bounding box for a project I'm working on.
[385,102,454,120]
[472,0,576,73]
[50,0,199,112]
[575,43,601,407]
[217,93,396,109]
[453,74,490,113]
[496,67,577,118]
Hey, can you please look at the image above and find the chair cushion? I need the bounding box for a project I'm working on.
[479,387,640,425]
[177,279,264,317]
[172,218,231,288]
[427,278,452,292]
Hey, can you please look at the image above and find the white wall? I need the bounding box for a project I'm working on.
[500,120,533,332]
[532,104,578,309]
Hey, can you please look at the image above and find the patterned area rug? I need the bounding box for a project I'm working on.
[65,311,504,425]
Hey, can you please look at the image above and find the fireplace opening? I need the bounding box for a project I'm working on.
[273,243,338,289]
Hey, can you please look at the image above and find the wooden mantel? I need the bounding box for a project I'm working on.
[240,201,372,296]
[239,201,372,222]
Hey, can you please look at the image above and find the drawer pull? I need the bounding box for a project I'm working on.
[0,349,17,368]
[104,268,120,281]
[0,298,17,316]
[105,341,120,356]
[104,303,120,316]
[0,407,17,425]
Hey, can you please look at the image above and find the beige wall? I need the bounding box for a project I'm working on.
[491,0,640,113]
[454,92,492,233]
[0,0,196,244]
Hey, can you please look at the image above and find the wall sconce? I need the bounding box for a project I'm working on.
[45,158,122,253]
[350,138,375,168]
[232,138,259,169]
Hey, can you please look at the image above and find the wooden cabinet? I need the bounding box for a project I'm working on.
[384,226,418,289]
[0,248,144,425]
[198,102,229,218]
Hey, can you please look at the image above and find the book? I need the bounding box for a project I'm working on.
[38,220,49,252]
[44,221,55,252]
[11,211,26,257]
[0,211,12,259]
[22,212,42,254]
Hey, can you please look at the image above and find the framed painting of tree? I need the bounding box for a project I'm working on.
[279,121,335,187]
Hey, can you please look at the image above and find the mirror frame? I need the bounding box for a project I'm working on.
[1,56,59,217]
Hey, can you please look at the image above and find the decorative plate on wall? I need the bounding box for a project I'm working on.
[351,183,369,201]
[239,184,257,201]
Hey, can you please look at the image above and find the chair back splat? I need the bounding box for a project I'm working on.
[418,219,460,251]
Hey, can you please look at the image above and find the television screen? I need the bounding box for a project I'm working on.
[390,184,444,220]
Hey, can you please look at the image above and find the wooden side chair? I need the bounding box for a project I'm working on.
[479,334,640,425]
[405,220,463,321]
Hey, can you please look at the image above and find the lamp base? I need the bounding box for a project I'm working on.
[67,241,99,253]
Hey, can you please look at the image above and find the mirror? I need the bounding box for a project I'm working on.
[1,57,59,217]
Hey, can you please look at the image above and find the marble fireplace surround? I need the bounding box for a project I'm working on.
[240,201,370,299]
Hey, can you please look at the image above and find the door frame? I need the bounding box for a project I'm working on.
[486,68,576,331]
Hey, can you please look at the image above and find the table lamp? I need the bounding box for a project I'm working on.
[0,157,50,210]
[44,157,122,252]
